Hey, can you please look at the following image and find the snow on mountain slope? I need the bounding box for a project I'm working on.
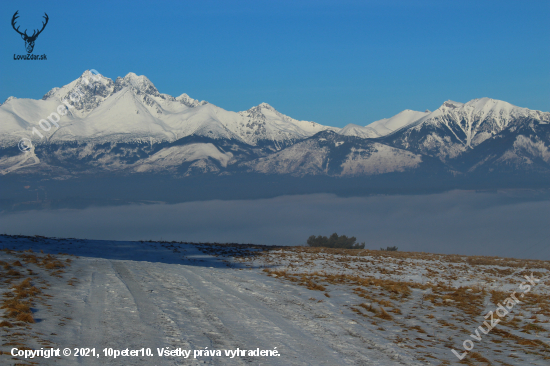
[367,109,430,136]
[340,144,422,175]
[0,96,68,147]
[385,98,550,162]
[134,143,234,174]
[338,124,381,138]
[413,98,549,147]
[339,110,429,139]
[176,93,207,108]
[497,135,550,168]
[236,103,337,147]
[0,71,334,149]
[457,120,550,173]
[53,86,175,143]
[243,131,423,177]
[243,138,330,176]
[0,144,40,175]
[42,70,116,116]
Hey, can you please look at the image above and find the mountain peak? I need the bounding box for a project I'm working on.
[437,98,528,116]
[176,93,207,107]
[442,100,463,109]
[366,109,430,136]
[245,102,277,113]
[2,96,17,105]
[122,72,156,91]
[244,102,278,116]
[123,72,149,82]
[339,123,381,138]
[464,97,513,110]
[257,102,275,110]
[113,72,159,96]
[80,69,103,80]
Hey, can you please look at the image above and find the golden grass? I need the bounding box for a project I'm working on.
[15,286,41,299]
[15,312,35,323]
[359,302,378,314]
[0,259,46,336]
[6,269,21,276]
[15,278,32,289]
[469,352,492,364]
[423,285,485,316]
[1,297,34,323]
[0,320,14,327]
[0,248,75,354]
[1,298,31,312]
[376,307,393,320]
[250,246,550,271]
[239,243,550,363]
[491,327,550,351]
[522,323,546,333]
[20,253,39,264]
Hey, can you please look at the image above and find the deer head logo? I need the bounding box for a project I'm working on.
[12,11,49,54]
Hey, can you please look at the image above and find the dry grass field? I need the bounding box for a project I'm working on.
[0,248,76,365]
[197,244,550,365]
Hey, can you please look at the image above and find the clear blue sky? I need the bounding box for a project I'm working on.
[1,0,549,127]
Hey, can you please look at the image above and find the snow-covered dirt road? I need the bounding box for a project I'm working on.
[1,236,419,366]
[4,235,548,365]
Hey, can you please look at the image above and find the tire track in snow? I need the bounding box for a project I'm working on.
[74,260,174,365]
[188,268,418,366]
[133,264,250,365]
[176,266,346,365]
[35,254,421,365]
[112,261,196,365]
[77,266,108,365]
[121,261,421,365]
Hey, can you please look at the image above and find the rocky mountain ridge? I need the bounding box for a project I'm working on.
[1,71,549,181]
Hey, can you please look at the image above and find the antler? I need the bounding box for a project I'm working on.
[30,13,49,38]
[11,11,27,37]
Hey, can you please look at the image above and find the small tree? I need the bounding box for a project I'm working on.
[380,246,398,251]
[307,233,365,249]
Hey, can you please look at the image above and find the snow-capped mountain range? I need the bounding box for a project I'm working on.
[1,70,549,181]
[1,71,333,148]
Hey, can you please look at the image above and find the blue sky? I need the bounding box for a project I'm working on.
[1,0,548,127]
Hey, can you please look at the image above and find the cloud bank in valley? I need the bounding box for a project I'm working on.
[2,190,549,260]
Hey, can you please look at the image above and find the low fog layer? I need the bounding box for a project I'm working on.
[2,190,549,260]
